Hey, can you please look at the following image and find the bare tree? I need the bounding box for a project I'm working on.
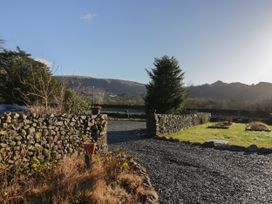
[54,81,66,113]
[17,65,59,113]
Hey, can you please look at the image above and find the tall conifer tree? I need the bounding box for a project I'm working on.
[145,55,186,114]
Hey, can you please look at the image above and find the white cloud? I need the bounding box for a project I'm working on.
[80,13,96,22]
[35,57,53,68]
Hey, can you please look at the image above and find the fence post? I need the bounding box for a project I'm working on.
[83,143,96,168]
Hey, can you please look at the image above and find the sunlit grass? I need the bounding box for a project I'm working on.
[165,123,272,148]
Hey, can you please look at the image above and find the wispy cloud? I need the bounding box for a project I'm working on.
[80,13,97,22]
[35,57,53,68]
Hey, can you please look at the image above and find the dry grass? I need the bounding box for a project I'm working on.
[208,121,232,129]
[0,150,155,204]
[245,121,271,132]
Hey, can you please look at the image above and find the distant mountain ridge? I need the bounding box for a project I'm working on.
[57,76,272,102]
[189,80,272,102]
[56,75,146,97]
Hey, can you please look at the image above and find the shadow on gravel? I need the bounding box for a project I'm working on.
[107,129,148,144]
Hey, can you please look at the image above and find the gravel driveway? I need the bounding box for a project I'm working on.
[108,120,272,204]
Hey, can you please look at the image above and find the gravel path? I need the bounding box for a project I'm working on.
[108,120,272,204]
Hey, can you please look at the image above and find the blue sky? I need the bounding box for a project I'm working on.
[1,0,272,85]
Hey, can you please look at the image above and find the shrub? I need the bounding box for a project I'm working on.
[63,89,89,114]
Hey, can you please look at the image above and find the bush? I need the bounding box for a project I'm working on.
[63,89,89,114]
[245,121,271,132]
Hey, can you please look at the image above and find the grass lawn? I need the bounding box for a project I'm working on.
[165,123,272,148]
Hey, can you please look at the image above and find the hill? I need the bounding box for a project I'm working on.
[56,75,146,104]
[57,76,272,108]
[189,81,272,102]
[57,75,146,95]
[187,81,272,111]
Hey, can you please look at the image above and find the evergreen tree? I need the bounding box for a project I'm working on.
[0,47,55,105]
[145,55,186,114]
[0,47,89,113]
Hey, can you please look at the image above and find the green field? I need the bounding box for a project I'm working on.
[165,123,272,148]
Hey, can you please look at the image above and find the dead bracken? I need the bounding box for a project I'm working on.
[245,121,271,132]
[0,150,158,204]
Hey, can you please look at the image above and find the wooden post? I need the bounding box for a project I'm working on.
[83,143,96,168]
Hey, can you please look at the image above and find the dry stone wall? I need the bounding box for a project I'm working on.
[0,112,107,172]
[147,112,211,137]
